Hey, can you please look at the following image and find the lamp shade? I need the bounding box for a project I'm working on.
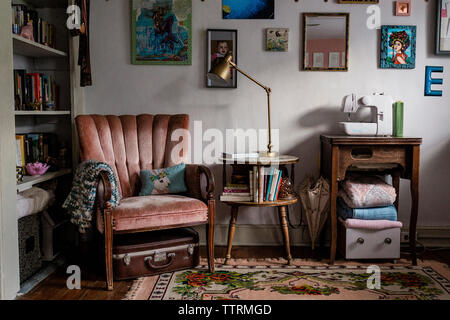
[207,53,233,83]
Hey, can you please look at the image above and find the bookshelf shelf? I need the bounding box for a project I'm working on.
[12,34,67,58]
[17,168,72,192]
[15,111,71,116]
[222,198,299,207]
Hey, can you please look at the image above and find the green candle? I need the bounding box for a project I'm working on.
[394,101,404,137]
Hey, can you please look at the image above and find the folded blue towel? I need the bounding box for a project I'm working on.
[337,198,397,221]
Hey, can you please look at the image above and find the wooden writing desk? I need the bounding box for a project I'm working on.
[320,135,422,265]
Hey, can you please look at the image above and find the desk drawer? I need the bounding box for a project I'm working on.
[338,221,400,260]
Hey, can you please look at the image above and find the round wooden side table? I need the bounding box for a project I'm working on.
[220,155,300,265]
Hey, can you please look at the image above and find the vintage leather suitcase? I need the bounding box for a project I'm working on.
[112,228,200,280]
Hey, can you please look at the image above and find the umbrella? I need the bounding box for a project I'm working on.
[299,176,331,250]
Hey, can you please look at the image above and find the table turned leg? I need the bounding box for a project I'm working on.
[225,206,239,265]
[329,146,339,265]
[278,206,293,265]
[410,146,420,266]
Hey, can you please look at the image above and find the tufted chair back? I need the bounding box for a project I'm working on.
[75,114,190,198]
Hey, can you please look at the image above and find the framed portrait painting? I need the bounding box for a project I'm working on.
[131,0,192,65]
[206,29,238,88]
[436,0,450,55]
[380,25,416,69]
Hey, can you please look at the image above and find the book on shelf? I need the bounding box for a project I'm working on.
[15,133,59,170]
[274,172,283,201]
[220,195,252,202]
[15,135,26,170]
[14,69,58,111]
[12,4,56,48]
[222,167,284,204]
[222,152,259,159]
[268,169,280,202]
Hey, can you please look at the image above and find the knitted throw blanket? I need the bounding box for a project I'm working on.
[63,160,121,233]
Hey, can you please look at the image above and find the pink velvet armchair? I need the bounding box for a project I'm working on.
[75,114,215,290]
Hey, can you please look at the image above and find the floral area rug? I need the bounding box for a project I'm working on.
[124,259,450,300]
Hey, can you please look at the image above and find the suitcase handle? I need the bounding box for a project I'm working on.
[145,253,175,270]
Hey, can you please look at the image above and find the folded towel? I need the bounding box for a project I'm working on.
[17,187,55,219]
[341,217,403,230]
[340,175,396,208]
[337,198,397,221]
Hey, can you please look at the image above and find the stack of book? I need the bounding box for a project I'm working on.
[250,167,283,203]
[220,184,252,202]
[14,69,59,111]
[15,133,59,172]
[12,4,56,48]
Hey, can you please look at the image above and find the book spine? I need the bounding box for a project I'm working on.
[258,166,264,203]
[266,168,274,202]
[274,172,283,201]
[269,169,280,201]
[253,166,258,203]
[249,170,253,198]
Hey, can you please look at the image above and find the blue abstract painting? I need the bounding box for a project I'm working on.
[132,0,192,65]
[223,0,274,19]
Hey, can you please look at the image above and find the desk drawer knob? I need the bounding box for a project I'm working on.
[357,238,365,244]
[385,238,392,245]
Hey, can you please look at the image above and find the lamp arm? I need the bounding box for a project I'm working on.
[229,61,271,94]
[229,61,274,155]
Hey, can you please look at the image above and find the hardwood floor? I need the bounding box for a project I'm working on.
[17,246,450,300]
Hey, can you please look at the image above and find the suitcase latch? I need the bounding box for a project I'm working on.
[187,244,194,256]
[123,254,131,266]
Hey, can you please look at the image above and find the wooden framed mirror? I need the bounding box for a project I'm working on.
[303,13,350,71]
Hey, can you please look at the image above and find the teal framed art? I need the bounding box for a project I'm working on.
[131,0,192,65]
[380,25,416,69]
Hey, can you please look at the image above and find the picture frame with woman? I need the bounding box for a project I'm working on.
[380,25,416,69]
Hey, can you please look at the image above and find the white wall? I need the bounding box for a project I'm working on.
[85,0,450,238]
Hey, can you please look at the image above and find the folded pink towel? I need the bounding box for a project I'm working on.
[343,218,403,230]
[340,175,396,208]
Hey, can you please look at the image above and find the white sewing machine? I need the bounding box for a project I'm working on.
[339,93,394,136]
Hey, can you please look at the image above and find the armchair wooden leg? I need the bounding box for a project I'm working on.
[104,205,114,291]
[206,199,215,273]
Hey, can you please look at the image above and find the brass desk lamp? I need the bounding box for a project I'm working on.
[208,52,277,157]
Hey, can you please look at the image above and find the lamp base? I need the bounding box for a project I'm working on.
[259,151,278,158]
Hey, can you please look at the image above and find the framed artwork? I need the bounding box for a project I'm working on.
[223,0,274,19]
[303,13,350,71]
[131,0,192,65]
[436,0,450,55]
[395,0,411,16]
[380,25,416,69]
[338,0,378,3]
[206,29,238,88]
[266,28,289,52]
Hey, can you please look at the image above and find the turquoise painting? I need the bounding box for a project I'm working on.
[223,0,274,19]
[132,0,192,65]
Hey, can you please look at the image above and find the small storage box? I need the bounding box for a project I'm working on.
[112,228,200,280]
[18,214,42,283]
[338,219,400,260]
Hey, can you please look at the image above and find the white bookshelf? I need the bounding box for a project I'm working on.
[12,34,67,58]
[15,110,71,116]
[17,168,72,192]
